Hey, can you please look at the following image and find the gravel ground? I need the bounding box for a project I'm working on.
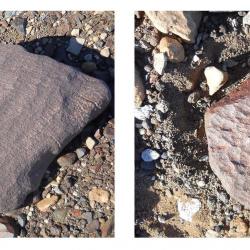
[135,11,250,238]
[0,11,114,238]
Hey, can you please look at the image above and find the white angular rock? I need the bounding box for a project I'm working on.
[204,66,228,95]
[71,28,80,37]
[141,149,160,162]
[177,198,201,222]
[86,137,96,150]
[134,105,153,120]
[243,12,250,26]
[153,52,167,75]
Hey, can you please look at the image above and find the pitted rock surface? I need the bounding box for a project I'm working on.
[0,45,111,212]
[145,11,202,43]
[205,79,250,208]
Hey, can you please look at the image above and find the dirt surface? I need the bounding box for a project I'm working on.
[135,11,250,238]
[0,11,114,238]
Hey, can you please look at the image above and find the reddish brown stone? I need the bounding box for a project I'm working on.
[205,79,250,208]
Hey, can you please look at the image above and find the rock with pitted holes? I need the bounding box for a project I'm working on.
[146,11,202,43]
[205,78,250,208]
[0,44,111,213]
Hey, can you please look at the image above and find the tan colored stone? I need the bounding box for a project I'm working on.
[146,11,202,43]
[229,217,249,237]
[89,187,110,204]
[36,196,58,212]
[158,36,185,63]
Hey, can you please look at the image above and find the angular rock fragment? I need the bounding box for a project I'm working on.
[204,66,228,95]
[205,78,250,208]
[146,11,202,43]
[0,45,111,213]
[153,52,167,75]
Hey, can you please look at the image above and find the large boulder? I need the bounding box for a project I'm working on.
[205,78,250,208]
[0,45,111,212]
[146,11,202,43]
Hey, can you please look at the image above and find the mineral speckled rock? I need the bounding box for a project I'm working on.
[205,78,250,208]
[0,44,111,213]
[146,11,202,43]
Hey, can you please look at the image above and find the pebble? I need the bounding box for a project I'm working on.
[75,148,86,159]
[66,37,85,55]
[204,66,228,95]
[57,152,77,167]
[100,47,110,57]
[177,198,201,222]
[86,219,100,233]
[36,196,59,212]
[53,208,69,224]
[196,180,205,187]
[217,192,229,204]
[86,137,96,150]
[155,101,169,113]
[83,212,93,224]
[100,32,108,40]
[141,149,160,162]
[71,28,80,37]
[153,52,167,75]
[158,36,185,63]
[187,91,201,103]
[26,26,33,35]
[134,105,153,120]
[243,12,250,26]
[205,229,219,238]
[88,187,110,204]
[17,214,26,227]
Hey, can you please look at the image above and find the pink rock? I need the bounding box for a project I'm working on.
[205,79,250,208]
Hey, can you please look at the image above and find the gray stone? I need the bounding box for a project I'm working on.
[12,17,26,36]
[0,45,111,212]
[205,78,250,209]
[66,37,85,55]
[146,11,202,43]
[57,153,77,167]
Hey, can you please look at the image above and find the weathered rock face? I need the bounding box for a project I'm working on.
[205,79,250,208]
[0,45,111,213]
[146,11,202,43]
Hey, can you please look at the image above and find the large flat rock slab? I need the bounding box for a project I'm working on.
[0,45,111,212]
[205,79,250,208]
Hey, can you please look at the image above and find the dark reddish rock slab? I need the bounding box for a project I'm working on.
[205,79,250,208]
[0,45,111,213]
